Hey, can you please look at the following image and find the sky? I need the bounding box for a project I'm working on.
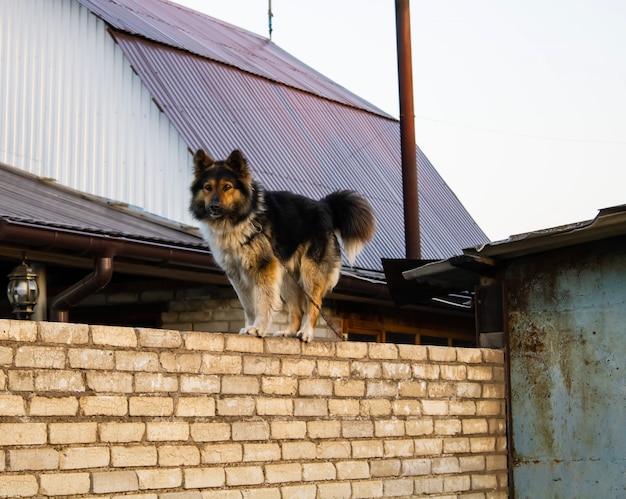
[172,0,626,242]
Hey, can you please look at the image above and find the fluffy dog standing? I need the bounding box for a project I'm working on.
[190,149,375,342]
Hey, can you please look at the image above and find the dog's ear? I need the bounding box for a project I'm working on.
[193,149,215,177]
[225,149,249,176]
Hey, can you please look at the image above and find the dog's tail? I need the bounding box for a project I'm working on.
[323,190,376,265]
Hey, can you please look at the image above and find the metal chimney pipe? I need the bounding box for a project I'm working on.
[395,0,421,259]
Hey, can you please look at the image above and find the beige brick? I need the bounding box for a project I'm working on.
[294,398,327,417]
[350,361,381,378]
[158,445,200,466]
[111,445,158,467]
[217,396,255,416]
[92,470,139,494]
[302,462,336,481]
[398,379,427,397]
[463,418,489,435]
[265,463,302,483]
[477,400,504,416]
[264,337,300,355]
[450,400,477,416]
[352,480,384,498]
[243,442,281,462]
[472,473,499,490]
[316,359,350,377]
[299,378,332,396]
[160,352,202,373]
[457,347,483,363]
[427,380,456,398]
[261,376,297,395]
[412,362,440,379]
[384,438,414,458]
[281,483,316,499]
[36,369,85,392]
[91,324,137,347]
[333,379,365,397]
[0,422,47,445]
[99,422,145,442]
[493,365,506,382]
[406,418,433,436]
[137,328,182,348]
[366,380,397,398]
[443,437,470,453]
[413,437,443,456]
[136,468,183,489]
[224,334,264,353]
[225,465,264,486]
[435,419,463,436]
[0,345,12,365]
[460,455,485,472]
[341,420,373,439]
[315,441,349,460]
[135,373,178,392]
[8,370,34,391]
[116,351,159,371]
[374,420,405,438]
[384,478,415,497]
[270,421,306,440]
[414,476,443,495]
[0,319,37,341]
[86,372,133,393]
[191,422,231,442]
[40,472,91,496]
[308,420,341,439]
[180,374,220,393]
[486,454,508,471]
[49,422,97,444]
[201,443,242,463]
[81,395,127,416]
[470,436,497,453]
[401,458,430,476]
[68,348,114,369]
[129,396,174,416]
[440,364,468,380]
[281,358,316,376]
[483,383,506,398]
[444,474,471,492]
[334,460,369,480]
[146,422,189,441]
[360,398,392,417]
[432,456,460,474]
[14,345,67,370]
[244,356,281,376]
[232,421,269,441]
[482,348,504,363]
[42,380,77,404]
[490,418,507,435]
[60,446,110,469]
[468,365,493,380]
[176,397,215,417]
[457,381,483,398]
[0,394,25,416]
[184,466,226,488]
[282,441,316,460]
[335,341,367,359]
[8,448,59,470]
[382,361,411,380]
[0,371,5,391]
[422,399,449,415]
[202,353,242,374]
[0,474,38,497]
[301,340,336,357]
[351,439,383,458]
[222,375,260,394]
[428,345,456,361]
[370,459,400,477]
[392,399,421,416]
[256,397,293,416]
[184,331,225,351]
[329,398,359,416]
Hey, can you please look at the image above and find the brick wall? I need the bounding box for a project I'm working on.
[0,318,508,498]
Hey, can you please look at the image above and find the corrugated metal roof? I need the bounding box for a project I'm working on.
[74,0,488,270]
[0,162,204,249]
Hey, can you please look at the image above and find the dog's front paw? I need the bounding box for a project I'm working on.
[239,326,266,337]
[296,328,314,343]
[274,330,296,338]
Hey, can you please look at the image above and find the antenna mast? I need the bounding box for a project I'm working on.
[268,0,273,39]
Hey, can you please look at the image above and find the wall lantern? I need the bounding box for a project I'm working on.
[6,259,39,319]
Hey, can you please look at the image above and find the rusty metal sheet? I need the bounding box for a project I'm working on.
[506,239,626,497]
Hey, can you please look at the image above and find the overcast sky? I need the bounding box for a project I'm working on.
[172,0,626,241]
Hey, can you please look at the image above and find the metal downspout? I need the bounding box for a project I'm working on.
[395,0,421,259]
[49,255,114,322]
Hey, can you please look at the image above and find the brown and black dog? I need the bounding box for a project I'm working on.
[190,149,375,342]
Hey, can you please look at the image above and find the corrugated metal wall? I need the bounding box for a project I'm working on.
[0,0,192,225]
